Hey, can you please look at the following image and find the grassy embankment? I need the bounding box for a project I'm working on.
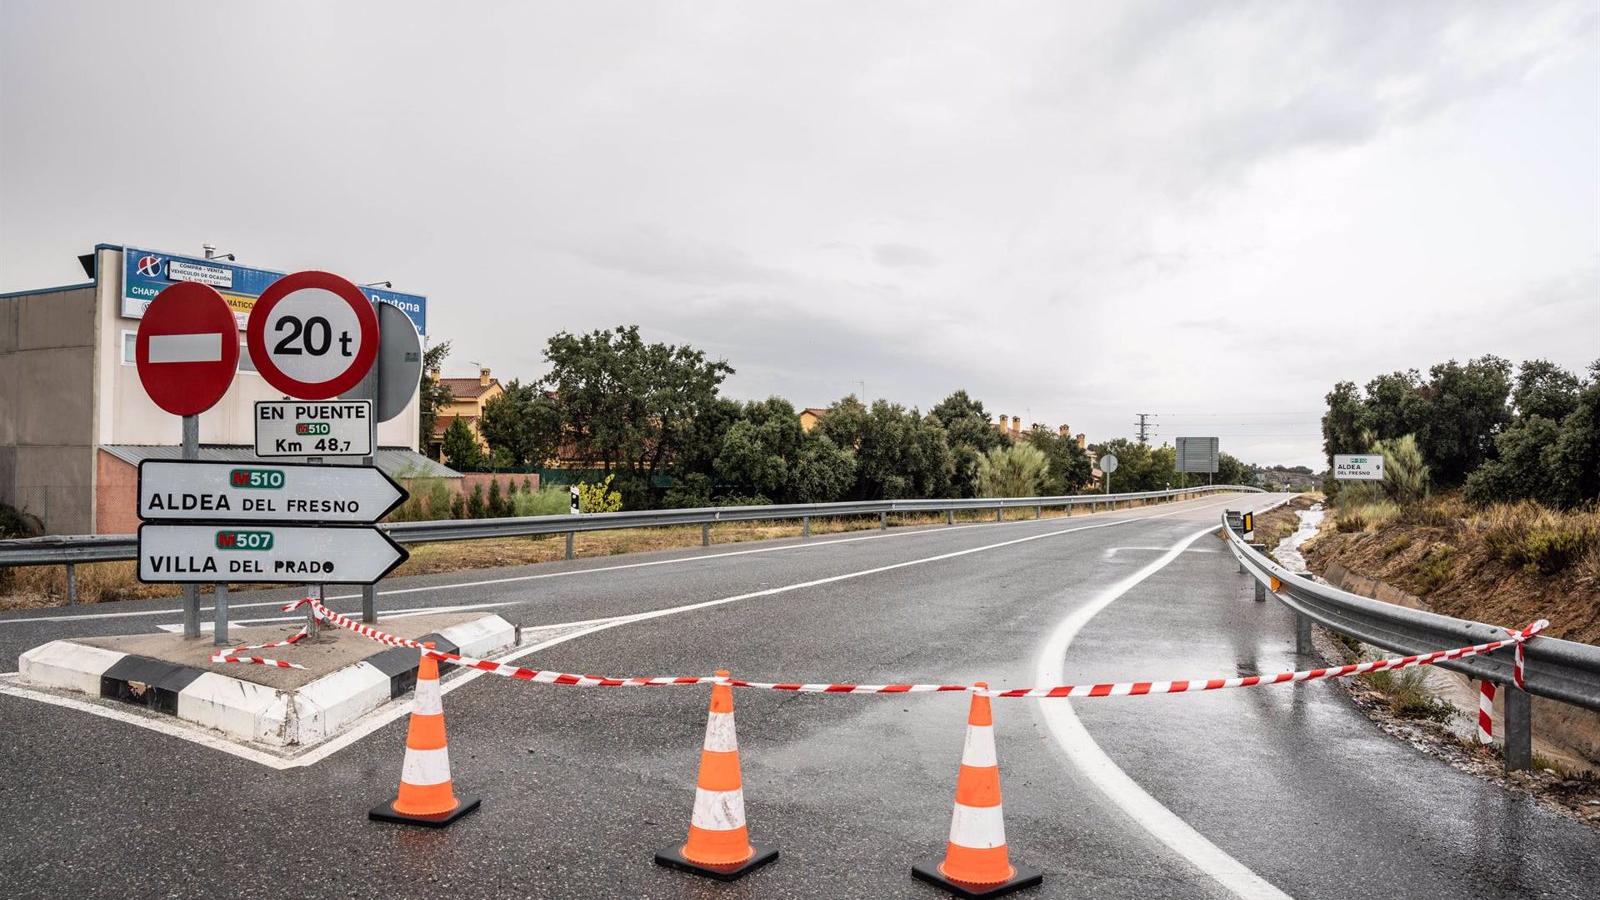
[1306,494,1600,645]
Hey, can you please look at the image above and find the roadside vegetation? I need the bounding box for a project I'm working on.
[1311,355,1600,644]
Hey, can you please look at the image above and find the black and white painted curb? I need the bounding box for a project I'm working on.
[17,615,515,748]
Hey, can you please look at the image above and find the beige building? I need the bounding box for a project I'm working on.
[0,244,444,535]
[428,368,504,459]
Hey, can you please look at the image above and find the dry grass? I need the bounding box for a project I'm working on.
[1469,501,1600,578]
[1336,500,1400,533]
[1,503,1105,610]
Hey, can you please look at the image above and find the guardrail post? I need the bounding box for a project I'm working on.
[1295,612,1313,654]
[1503,688,1532,772]
[879,511,887,530]
[702,523,711,546]
[1035,504,1042,519]
[995,507,1003,522]
[65,563,77,606]
[802,516,811,538]
[946,509,954,525]
[566,531,575,559]
[1254,578,1266,602]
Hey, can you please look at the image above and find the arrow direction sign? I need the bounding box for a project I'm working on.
[137,460,408,524]
[137,523,409,585]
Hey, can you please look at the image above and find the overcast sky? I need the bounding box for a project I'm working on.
[3,1,1596,469]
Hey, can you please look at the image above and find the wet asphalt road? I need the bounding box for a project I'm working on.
[1,493,1595,899]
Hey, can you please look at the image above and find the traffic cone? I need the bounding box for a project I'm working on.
[654,670,778,880]
[912,683,1042,899]
[369,643,481,828]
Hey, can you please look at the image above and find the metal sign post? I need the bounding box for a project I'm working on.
[181,414,201,638]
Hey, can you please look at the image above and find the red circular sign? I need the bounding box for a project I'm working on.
[246,270,379,400]
[135,282,241,416]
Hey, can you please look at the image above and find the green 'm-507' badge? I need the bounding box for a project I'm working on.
[216,530,274,550]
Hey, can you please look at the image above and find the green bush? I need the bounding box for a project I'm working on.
[513,488,571,517]
[976,444,1047,497]
[1412,544,1454,594]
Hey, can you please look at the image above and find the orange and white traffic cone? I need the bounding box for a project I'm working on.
[655,670,778,880]
[912,683,1042,899]
[369,643,481,828]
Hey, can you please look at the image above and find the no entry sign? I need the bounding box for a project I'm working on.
[246,271,378,400]
[135,282,241,416]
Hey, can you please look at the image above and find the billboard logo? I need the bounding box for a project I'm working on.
[136,255,163,277]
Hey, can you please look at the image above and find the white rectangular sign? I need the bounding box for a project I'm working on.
[167,260,234,288]
[254,400,373,457]
[137,523,408,585]
[1333,454,1385,481]
[137,461,406,524]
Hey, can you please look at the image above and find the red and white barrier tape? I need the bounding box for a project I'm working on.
[251,597,1546,701]
[207,623,312,669]
[1478,680,1496,743]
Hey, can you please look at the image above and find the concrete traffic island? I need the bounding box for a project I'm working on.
[15,612,514,753]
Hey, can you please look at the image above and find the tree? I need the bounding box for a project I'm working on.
[1512,359,1582,423]
[1373,434,1429,503]
[1321,381,1367,468]
[577,474,624,513]
[931,390,1008,498]
[818,396,954,500]
[1361,370,1422,442]
[1214,452,1257,488]
[788,433,855,502]
[479,379,563,467]
[712,398,806,500]
[977,444,1047,497]
[1408,356,1512,486]
[419,341,454,457]
[541,325,733,507]
[1090,438,1175,492]
[1025,428,1092,494]
[440,417,483,469]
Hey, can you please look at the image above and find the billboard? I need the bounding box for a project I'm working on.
[1175,436,1219,474]
[120,246,427,336]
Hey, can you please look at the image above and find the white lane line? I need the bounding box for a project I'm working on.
[151,601,520,633]
[1033,504,1291,900]
[0,497,1244,626]
[0,496,1250,767]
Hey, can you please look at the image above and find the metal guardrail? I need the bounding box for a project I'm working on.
[1222,513,1600,711]
[1223,509,1600,772]
[0,485,1265,568]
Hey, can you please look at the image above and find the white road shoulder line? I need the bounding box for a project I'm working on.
[1033,508,1291,900]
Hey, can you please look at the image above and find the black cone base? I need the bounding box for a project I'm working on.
[912,860,1043,899]
[655,843,778,881]
[368,795,481,828]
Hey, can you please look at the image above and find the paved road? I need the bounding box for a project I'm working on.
[1,493,1595,899]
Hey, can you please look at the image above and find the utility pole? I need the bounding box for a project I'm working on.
[1134,413,1156,445]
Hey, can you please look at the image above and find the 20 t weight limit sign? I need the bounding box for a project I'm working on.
[247,271,378,400]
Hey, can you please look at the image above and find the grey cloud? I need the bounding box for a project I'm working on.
[871,243,938,268]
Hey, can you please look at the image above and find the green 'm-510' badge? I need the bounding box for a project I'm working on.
[230,468,285,489]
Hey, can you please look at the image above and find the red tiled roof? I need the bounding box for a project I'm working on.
[440,378,500,400]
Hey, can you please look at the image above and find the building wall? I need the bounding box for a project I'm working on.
[0,285,99,533]
[91,247,422,451]
[94,450,140,534]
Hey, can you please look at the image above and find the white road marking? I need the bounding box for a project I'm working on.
[0,498,1226,627]
[0,496,1254,767]
[1103,545,1218,558]
[151,601,520,633]
[1033,504,1291,900]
